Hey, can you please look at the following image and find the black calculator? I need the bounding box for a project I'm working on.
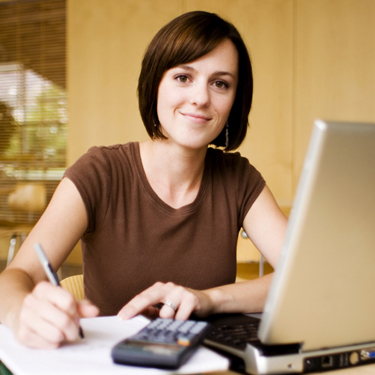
[111,318,212,369]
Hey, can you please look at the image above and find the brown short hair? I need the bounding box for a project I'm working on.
[138,11,253,151]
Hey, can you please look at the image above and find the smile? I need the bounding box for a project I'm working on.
[180,112,212,123]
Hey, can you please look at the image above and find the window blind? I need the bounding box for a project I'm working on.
[0,0,66,224]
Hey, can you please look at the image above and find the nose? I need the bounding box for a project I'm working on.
[189,81,210,107]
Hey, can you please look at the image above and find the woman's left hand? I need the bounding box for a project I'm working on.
[117,282,214,321]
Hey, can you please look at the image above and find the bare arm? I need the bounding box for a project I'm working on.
[0,178,98,347]
[241,184,287,269]
[118,185,288,320]
[202,185,288,313]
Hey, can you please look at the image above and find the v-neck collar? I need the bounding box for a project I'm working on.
[132,142,210,216]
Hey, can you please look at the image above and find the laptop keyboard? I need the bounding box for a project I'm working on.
[205,318,260,351]
[204,314,302,359]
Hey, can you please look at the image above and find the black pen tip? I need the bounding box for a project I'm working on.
[79,326,85,341]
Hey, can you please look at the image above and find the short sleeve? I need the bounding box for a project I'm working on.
[235,154,266,224]
[64,147,113,234]
[208,148,266,230]
[220,151,265,226]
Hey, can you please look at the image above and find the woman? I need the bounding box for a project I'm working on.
[0,11,287,349]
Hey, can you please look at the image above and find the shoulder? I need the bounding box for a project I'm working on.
[64,142,139,188]
[206,147,265,201]
[67,142,137,172]
[207,147,260,176]
[63,143,139,233]
[85,142,136,162]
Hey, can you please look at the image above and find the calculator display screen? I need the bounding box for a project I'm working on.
[126,341,183,356]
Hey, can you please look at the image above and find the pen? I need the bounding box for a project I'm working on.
[34,243,85,341]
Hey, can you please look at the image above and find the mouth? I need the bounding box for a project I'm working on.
[180,112,212,123]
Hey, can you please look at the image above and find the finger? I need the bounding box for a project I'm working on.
[158,285,190,319]
[25,286,82,342]
[23,293,80,342]
[159,288,198,320]
[34,281,88,333]
[159,296,181,319]
[117,294,154,320]
[18,301,66,348]
[17,324,61,350]
[33,282,78,317]
[118,282,171,320]
[77,300,100,318]
[174,292,197,320]
[159,303,178,319]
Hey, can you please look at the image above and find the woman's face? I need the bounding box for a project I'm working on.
[156,39,239,150]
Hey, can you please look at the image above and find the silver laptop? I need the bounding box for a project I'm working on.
[204,120,375,374]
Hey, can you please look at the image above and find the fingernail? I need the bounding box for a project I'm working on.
[117,312,127,321]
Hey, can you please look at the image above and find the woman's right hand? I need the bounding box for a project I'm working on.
[14,281,99,349]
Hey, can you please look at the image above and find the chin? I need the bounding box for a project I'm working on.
[164,130,220,150]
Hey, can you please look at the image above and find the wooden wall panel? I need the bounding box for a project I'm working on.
[293,0,375,190]
[67,0,183,164]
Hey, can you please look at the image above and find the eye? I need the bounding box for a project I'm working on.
[175,74,190,83]
[213,80,229,89]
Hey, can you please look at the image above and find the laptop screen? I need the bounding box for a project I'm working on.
[259,120,375,351]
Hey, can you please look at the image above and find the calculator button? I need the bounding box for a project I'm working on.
[156,319,174,329]
[167,320,183,331]
[190,322,207,334]
[177,336,192,346]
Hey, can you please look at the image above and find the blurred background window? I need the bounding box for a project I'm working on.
[0,0,66,224]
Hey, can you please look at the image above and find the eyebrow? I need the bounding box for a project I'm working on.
[176,65,237,79]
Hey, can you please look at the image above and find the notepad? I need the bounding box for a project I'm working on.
[0,315,229,375]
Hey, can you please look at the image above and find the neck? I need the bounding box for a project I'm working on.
[139,140,207,208]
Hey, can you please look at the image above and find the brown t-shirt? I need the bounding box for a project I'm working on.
[64,142,265,316]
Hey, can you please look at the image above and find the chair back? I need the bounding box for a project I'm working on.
[60,274,84,300]
[7,183,46,212]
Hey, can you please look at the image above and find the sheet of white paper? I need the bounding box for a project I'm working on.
[0,315,229,375]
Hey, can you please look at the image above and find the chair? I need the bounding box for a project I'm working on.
[7,183,46,211]
[60,274,84,300]
[0,183,47,267]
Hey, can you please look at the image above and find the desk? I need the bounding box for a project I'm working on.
[2,362,375,375]
[1,316,375,375]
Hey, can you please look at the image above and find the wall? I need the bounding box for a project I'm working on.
[67,0,375,263]
[293,0,375,185]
